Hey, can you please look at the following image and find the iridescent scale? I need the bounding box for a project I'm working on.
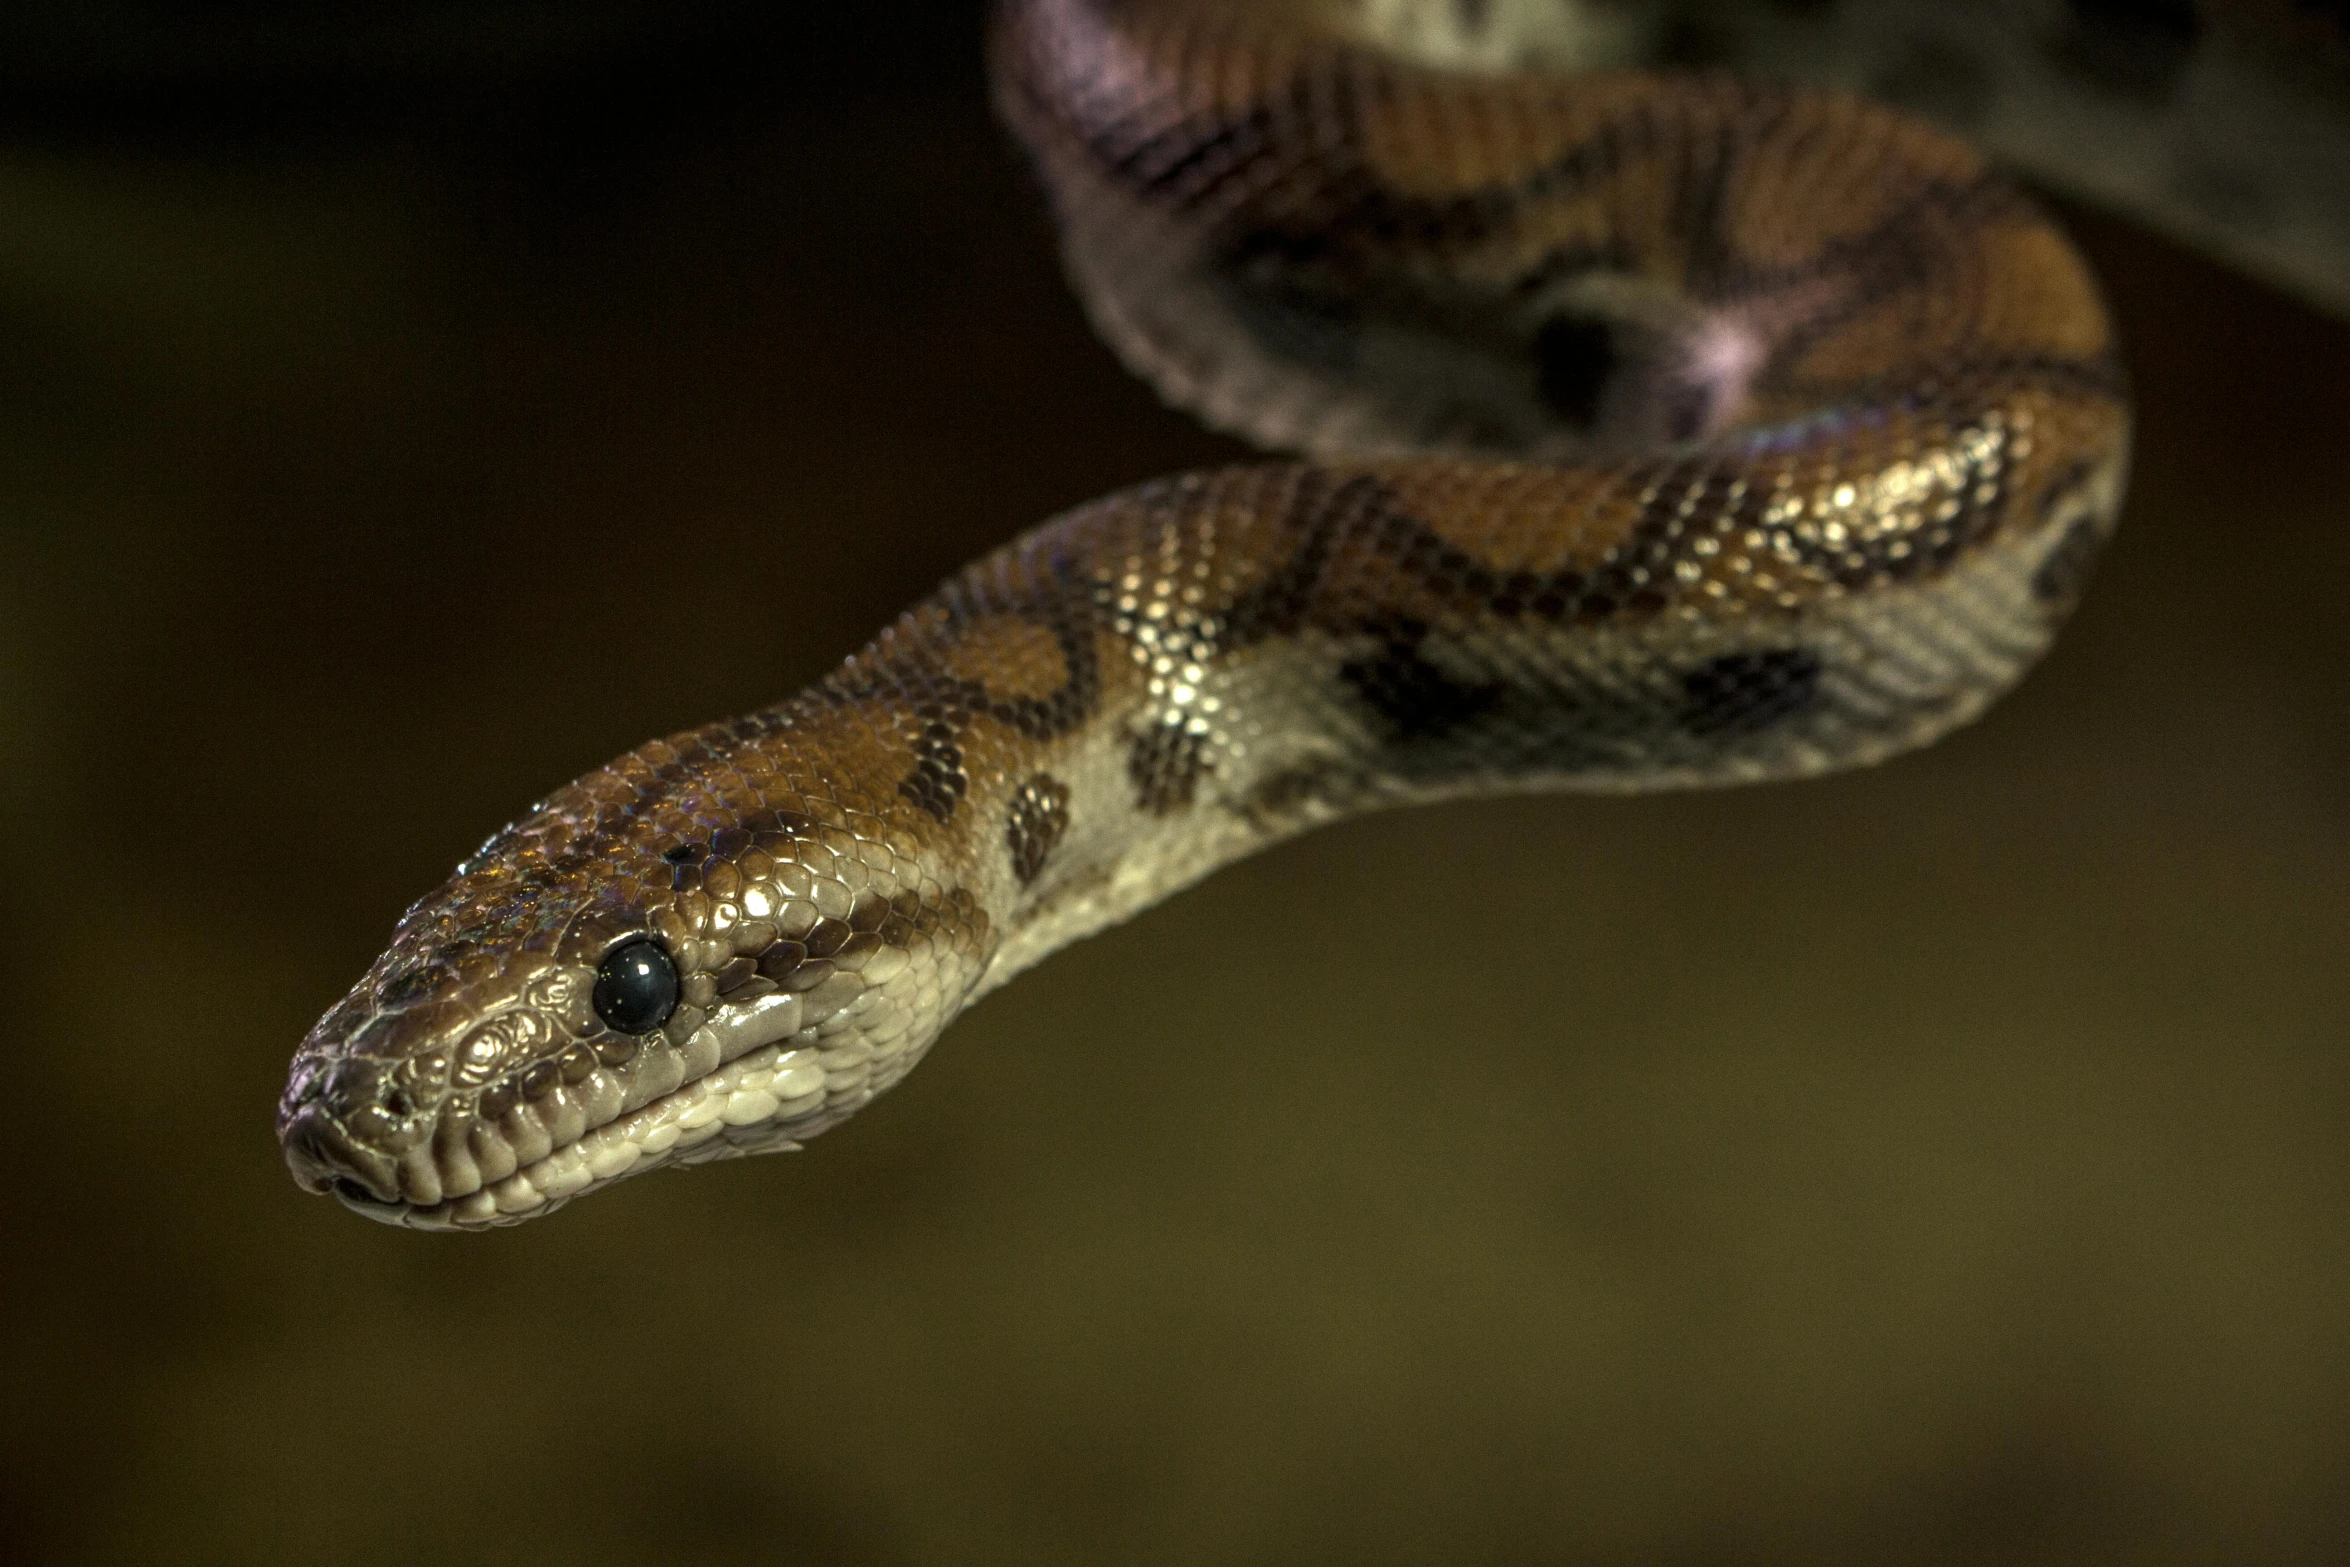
[277,0,2128,1228]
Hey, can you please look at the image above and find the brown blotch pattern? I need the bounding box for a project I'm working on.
[1129,720,1212,814]
[279,0,2132,1227]
[1007,774,1074,886]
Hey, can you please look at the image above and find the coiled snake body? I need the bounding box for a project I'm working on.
[279,0,2129,1228]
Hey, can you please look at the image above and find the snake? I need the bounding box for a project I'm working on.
[277,0,2130,1229]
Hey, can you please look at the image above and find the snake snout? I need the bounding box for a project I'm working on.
[279,1050,433,1216]
[281,1101,401,1208]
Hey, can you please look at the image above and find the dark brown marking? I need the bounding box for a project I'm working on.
[1217,469,1382,644]
[1680,649,1825,737]
[898,706,969,823]
[410,718,834,956]
[1155,73,2031,461]
[1120,105,1284,205]
[1130,721,1211,814]
[1739,175,2025,390]
[2033,516,2106,607]
[1341,618,1503,742]
[1006,773,1073,886]
[861,562,1103,827]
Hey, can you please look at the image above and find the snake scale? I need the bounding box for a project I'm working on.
[278,0,2130,1228]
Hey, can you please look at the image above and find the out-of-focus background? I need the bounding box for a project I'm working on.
[3,3,2346,1563]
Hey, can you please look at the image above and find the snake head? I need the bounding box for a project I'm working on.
[278,719,995,1229]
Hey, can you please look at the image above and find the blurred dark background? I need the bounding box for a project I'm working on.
[3,3,2347,1563]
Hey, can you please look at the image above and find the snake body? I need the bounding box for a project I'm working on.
[278,0,2129,1228]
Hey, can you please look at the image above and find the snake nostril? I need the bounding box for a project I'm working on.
[322,1057,388,1115]
[283,1104,404,1205]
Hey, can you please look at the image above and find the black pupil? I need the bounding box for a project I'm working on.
[593,939,679,1035]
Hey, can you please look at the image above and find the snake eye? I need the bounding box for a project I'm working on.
[593,938,679,1035]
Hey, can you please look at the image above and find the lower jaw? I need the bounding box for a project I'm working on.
[345,1039,842,1231]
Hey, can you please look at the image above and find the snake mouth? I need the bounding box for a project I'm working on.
[296,1036,841,1230]
[283,980,861,1230]
[332,1177,408,1219]
[282,1098,401,1200]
